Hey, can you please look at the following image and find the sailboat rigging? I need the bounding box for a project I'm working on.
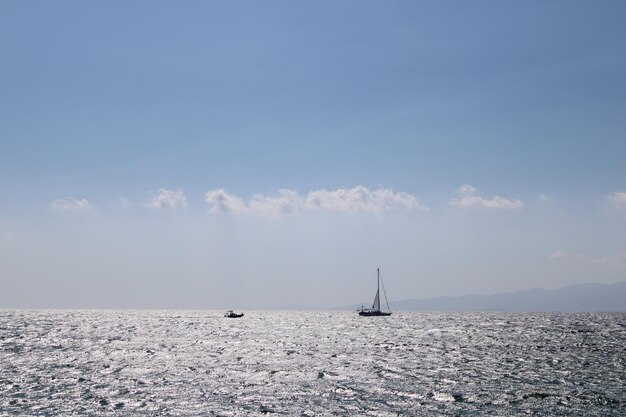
[358,268,392,316]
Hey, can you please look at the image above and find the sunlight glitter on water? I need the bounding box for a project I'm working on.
[1,310,625,416]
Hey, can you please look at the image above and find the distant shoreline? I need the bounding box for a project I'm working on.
[344,281,626,312]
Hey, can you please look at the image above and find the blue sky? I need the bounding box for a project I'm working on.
[1,1,626,308]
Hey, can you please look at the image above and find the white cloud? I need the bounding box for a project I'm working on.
[449,184,523,209]
[305,186,424,212]
[549,250,626,266]
[549,250,569,260]
[205,189,248,214]
[539,194,553,203]
[205,186,425,216]
[594,252,626,265]
[249,189,301,217]
[145,188,187,210]
[606,191,626,208]
[51,197,93,211]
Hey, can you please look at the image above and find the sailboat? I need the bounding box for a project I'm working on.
[358,268,392,316]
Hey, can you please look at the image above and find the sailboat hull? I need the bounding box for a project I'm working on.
[358,310,392,317]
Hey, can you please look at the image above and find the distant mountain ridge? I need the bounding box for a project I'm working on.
[348,281,626,312]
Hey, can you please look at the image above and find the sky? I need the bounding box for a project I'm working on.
[1,1,626,309]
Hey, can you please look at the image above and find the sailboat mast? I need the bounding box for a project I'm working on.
[377,268,380,311]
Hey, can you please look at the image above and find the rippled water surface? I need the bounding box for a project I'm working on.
[1,310,625,416]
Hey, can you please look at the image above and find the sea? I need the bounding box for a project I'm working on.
[1,310,624,416]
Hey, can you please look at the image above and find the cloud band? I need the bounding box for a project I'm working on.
[205,186,425,216]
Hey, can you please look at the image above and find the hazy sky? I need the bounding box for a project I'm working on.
[1,1,626,308]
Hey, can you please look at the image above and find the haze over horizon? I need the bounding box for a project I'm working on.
[1,2,626,309]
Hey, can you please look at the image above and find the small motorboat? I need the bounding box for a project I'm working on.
[224,310,244,318]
